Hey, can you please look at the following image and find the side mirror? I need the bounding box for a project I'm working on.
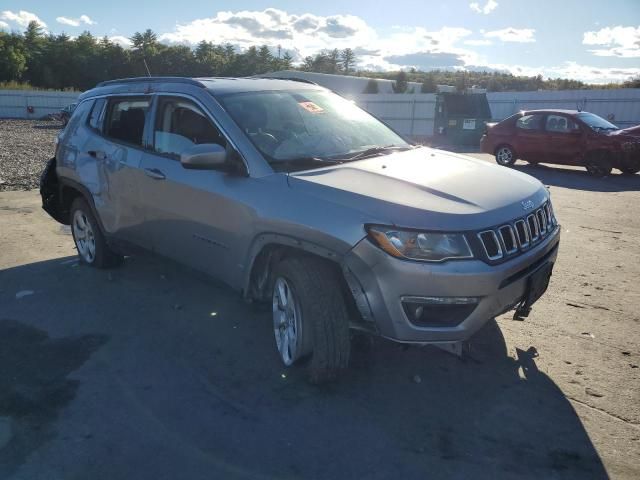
[180,143,227,170]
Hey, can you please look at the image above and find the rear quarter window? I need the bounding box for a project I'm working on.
[87,98,106,132]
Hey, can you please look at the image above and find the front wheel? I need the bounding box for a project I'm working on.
[495,145,516,166]
[271,256,351,383]
[585,153,612,177]
[620,165,640,175]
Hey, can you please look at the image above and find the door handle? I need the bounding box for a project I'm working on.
[144,168,166,180]
[88,150,107,160]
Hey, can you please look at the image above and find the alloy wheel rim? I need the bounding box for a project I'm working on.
[272,277,301,366]
[72,210,96,263]
[497,147,513,165]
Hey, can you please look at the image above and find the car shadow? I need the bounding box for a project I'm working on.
[509,162,640,193]
[0,254,609,479]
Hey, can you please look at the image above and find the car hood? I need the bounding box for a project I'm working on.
[287,147,548,231]
[612,125,640,138]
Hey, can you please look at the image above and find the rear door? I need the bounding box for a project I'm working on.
[514,113,548,162]
[138,94,254,282]
[97,96,153,248]
[545,114,583,165]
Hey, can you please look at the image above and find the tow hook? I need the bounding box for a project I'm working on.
[513,302,531,321]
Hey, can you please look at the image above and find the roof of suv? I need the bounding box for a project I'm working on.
[89,76,323,97]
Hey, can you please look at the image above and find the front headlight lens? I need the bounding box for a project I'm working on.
[367,226,473,262]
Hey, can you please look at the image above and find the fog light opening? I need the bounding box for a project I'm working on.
[401,296,480,328]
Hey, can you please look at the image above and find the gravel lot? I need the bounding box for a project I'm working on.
[0,119,60,192]
[1,119,639,479]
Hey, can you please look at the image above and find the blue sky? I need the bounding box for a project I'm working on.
[1,0,639,83]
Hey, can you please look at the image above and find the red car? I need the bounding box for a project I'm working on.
[480,109,640,176]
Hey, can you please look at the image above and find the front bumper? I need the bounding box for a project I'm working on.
[343,225,560,343]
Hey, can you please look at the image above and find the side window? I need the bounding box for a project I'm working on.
[545,114,579,133]
[153,97,226,159]
[88,98,106,131]
[516,114,544,130]
[104,98,151,147]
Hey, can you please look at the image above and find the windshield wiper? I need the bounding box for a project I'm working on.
[334,144,416,162]
[273,156,343,172]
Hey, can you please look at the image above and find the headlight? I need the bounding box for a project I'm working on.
[366,226,473,262]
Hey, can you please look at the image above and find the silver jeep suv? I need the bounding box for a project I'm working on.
[41,77,560,381]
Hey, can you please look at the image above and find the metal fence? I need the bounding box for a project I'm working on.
[353,93,437,139]
[486,89,640,129]
[0,90,80,119]
[353,88,640,138]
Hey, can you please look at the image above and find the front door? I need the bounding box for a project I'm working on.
[138,95,255,285]
[545,114,584,165]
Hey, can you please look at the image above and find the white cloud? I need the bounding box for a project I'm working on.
[551,61,640,83]
[56,17,80,27]
[0,10,46,28]
[583,25,640,58]
[485,27,535,43]
[109,35,132,48]
[56,14,95,27]
[470,0,498,15]
[0,20,9,30]
[464,39,493,46]
[79,15,96,25]
[160,8,376,55]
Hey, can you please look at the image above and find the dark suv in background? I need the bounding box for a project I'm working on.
[480,109,640,176]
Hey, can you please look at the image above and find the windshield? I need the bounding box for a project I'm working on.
[218,89,409,171]
[577,112,618,131]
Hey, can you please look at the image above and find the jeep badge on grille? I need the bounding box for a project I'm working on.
[521,199,535,210]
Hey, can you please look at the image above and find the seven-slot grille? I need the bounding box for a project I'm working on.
[477,202,556,261]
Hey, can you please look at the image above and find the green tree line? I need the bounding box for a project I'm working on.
[1,22,638,92]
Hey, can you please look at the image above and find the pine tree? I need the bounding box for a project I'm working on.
[341,48,356,74]
[392,71,408,93]
[420,75,437,93]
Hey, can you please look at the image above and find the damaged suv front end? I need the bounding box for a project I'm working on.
[286,148,560,355]
[344,204,559,354]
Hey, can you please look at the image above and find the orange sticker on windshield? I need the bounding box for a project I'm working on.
[298,101,324,114]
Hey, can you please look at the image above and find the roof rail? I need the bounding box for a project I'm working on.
[255,76,318,86]
[96,77,205,88]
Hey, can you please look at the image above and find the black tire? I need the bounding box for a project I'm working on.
[495,144,516,166]
[70,198,122,268]
[620,165,640,175]
[272,255,351,383]
[585,152,612,177]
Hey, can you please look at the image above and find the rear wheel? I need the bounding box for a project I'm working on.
[70,198,122,268]
[585,152,612,177]
[271,255,350,383]
[495,145,516,166]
